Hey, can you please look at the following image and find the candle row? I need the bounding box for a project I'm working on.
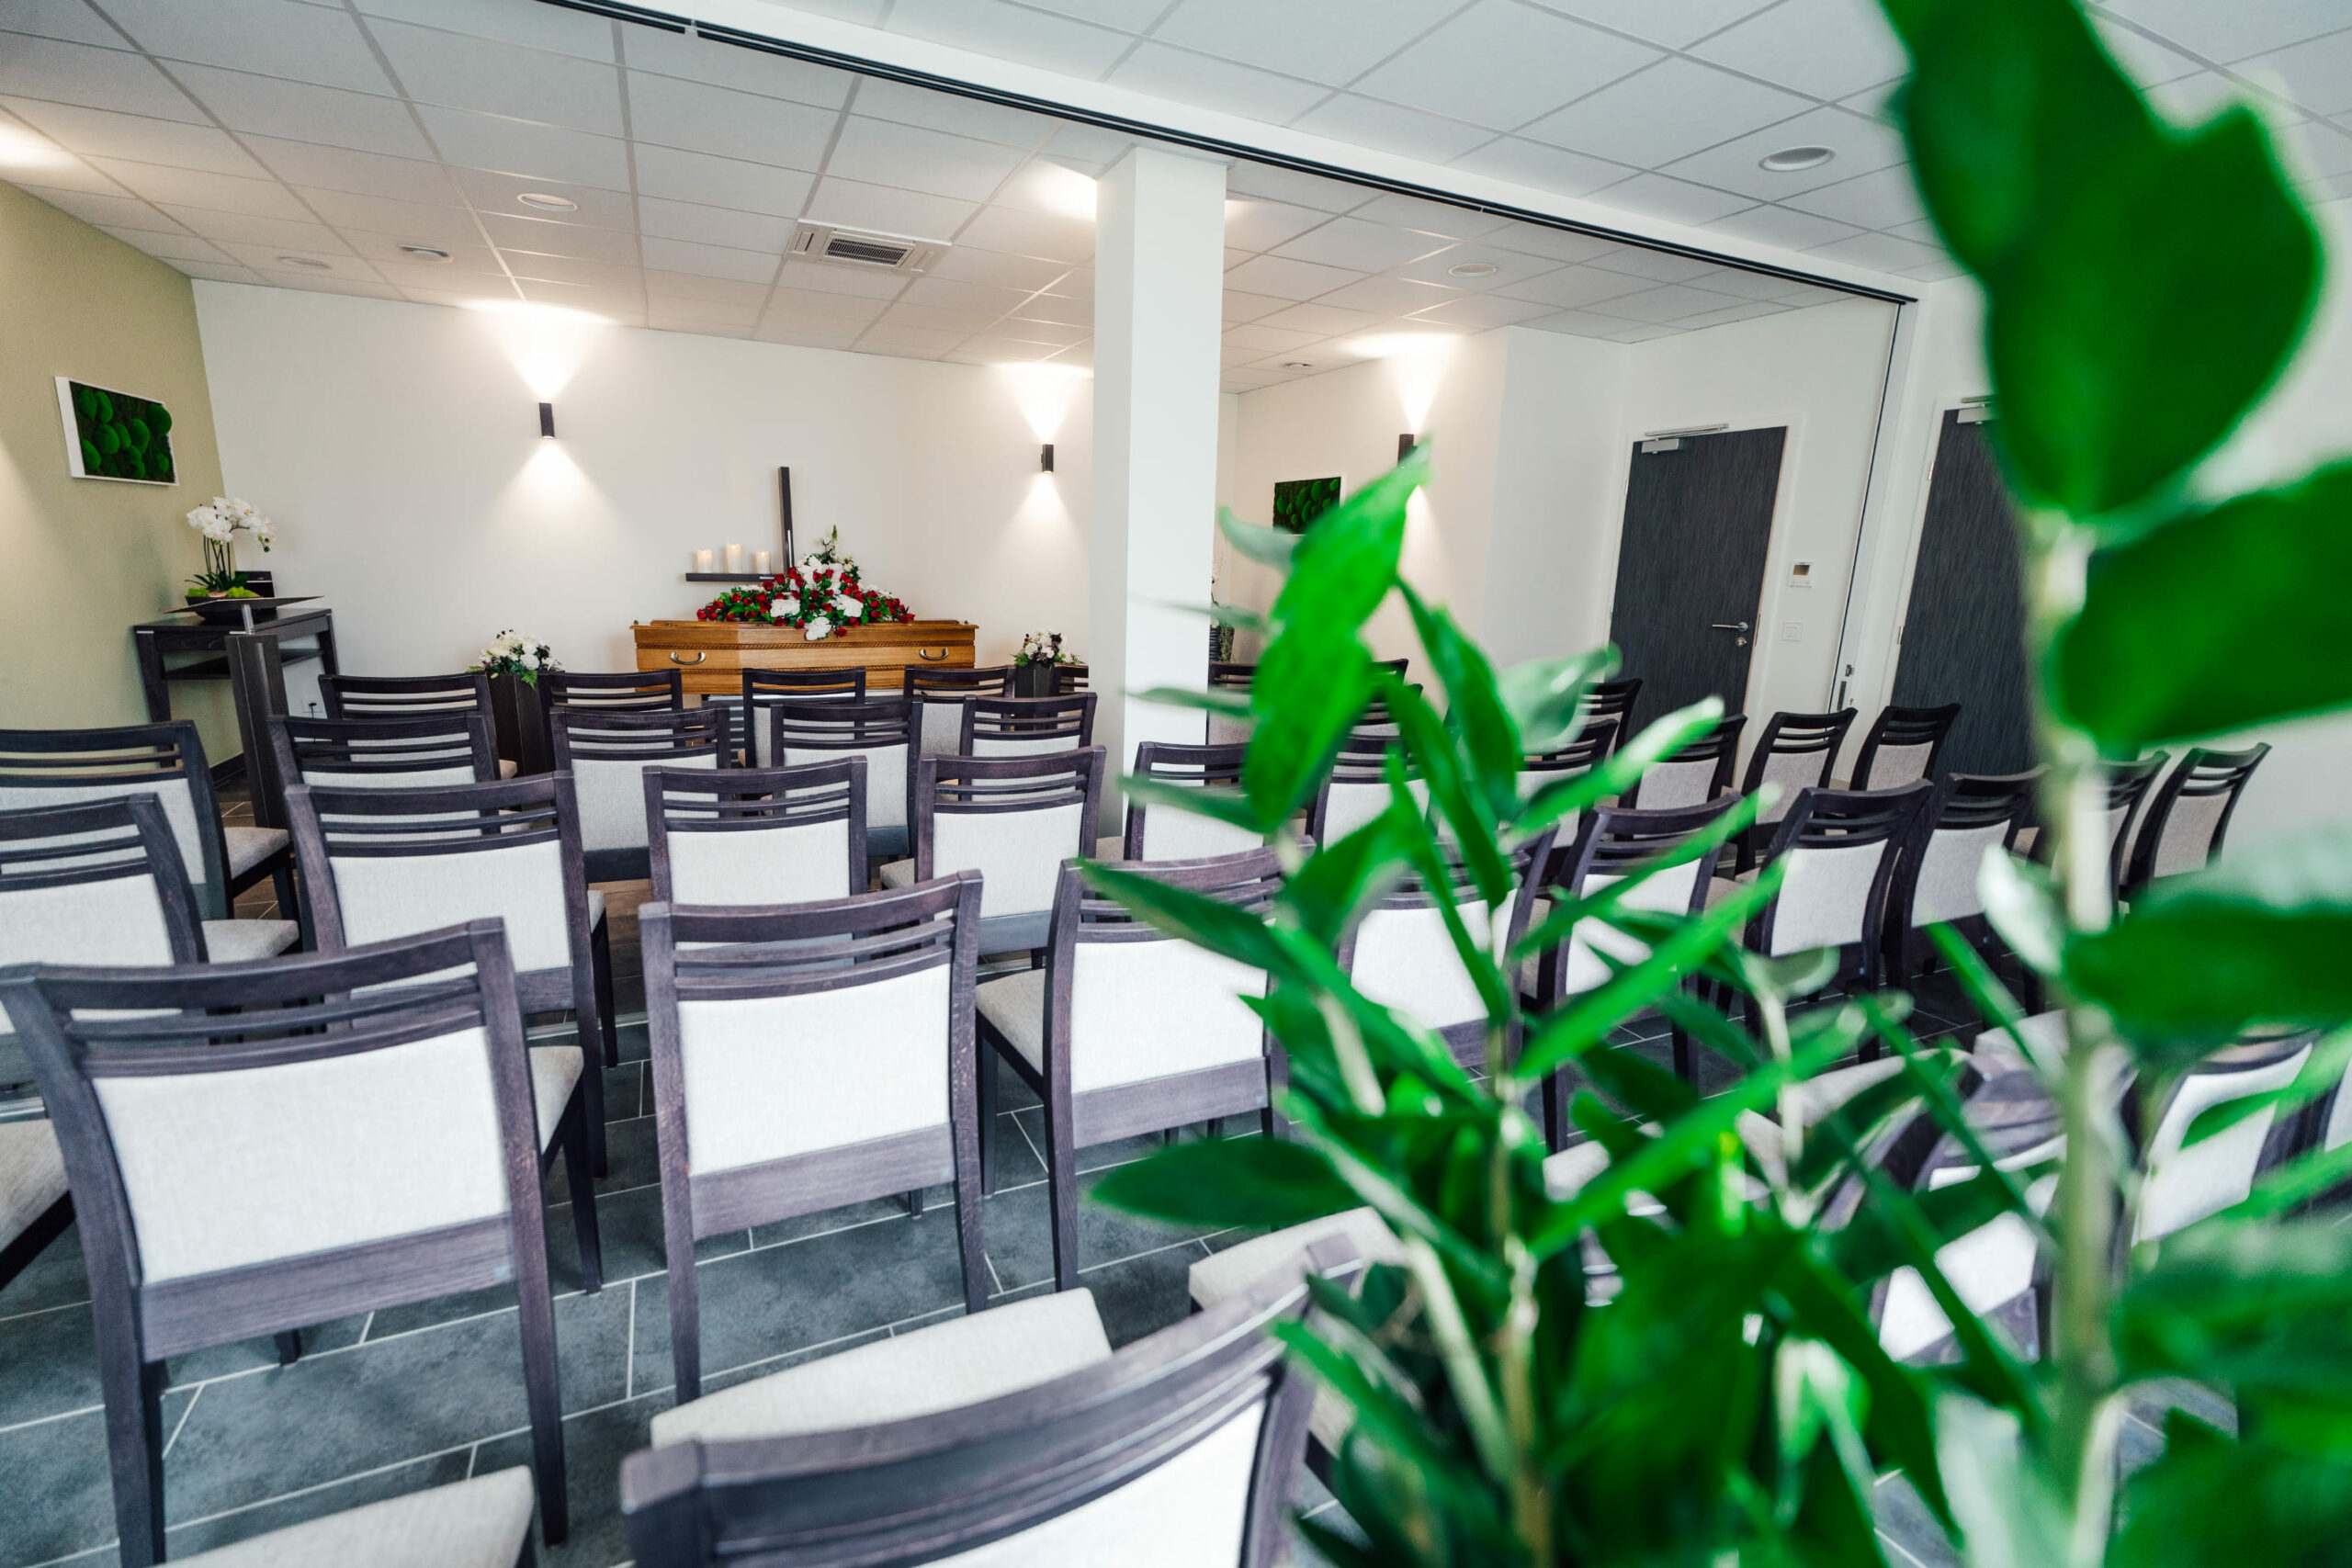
[692,546,772,576]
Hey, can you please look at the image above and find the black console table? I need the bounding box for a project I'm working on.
[131,600,338,824]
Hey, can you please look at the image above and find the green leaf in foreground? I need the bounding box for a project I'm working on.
[1089,1134,1357,1228]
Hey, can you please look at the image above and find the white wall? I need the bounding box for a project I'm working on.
[193,282,1092,681]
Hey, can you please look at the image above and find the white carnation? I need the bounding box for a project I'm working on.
[803,615,833,641]
[835,592,862,619]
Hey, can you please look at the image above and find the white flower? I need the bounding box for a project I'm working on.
[185,504,218,532]
[803,615,833,641]
[835,592,862,619]
[768,598,794,622]
[201,515,235,542]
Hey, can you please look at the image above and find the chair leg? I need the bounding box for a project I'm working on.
[561,1100,603,1294]
[590,920,621,1071]
[1045,1090,1080,1294]
[269,860,300,932]
[100,1356,166,1568]
[1541,1073,1563,1151]
[514,1271,569,1546]
[978,1044,1000,1197]
[663,1205,703,1407]
[275,1329,302,1366]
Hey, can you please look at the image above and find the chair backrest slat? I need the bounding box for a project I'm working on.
[0,796,207,970]
[1344,833,1555,1042]
[0,722,225,911]
[646,760,865,907]
[318,671,494,724]
[1538,799,1735,1001]
[1122,742,1261,862]
[542,668,684,719]
[771,699,911,840]
[957,694,1097,758]
[1890,770,2040,931]
[1750,783,1934,958]
[1626,715,1745,810]
[1851,703,1961,790]
[1743,708,1858,824]
[915,750,1105,922]
[550,706,729,863]
[906,666,1012,757]
[2123,743,2268,895]
[269,713,496,793]
[1577,676,1642,754]
[729,667,867,764]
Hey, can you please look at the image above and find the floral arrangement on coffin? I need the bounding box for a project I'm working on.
[694,527,914,641]
[183,496,276,600]
[1012,630,1077,669]
[470,629,560,686]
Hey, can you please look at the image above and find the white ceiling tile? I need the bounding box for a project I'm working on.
[2098,0,2347,63]
[103,0,394,91]
[0,96,263,173]
[1587,281,1739,321]
[1255,300,1378,334]
[1781,163,1926,229]
[1105,43,1329,123]
[413,105,628,188]
[1840,76,1900,125]
[754,323,865,350]
[1803,229,1943,271]
[1595,320,1681,341]
[1406,289,1558,328]
[481,210,640,262]
[642,274,769,314]
[854,327,965,357]
[2279,115,2352,178]
[991,157,1102,217]
[1355,0,1660,132]
[631,143,815,218]
[0,135,125,195]
[1393,242,1561,291]
[2089,17,2203,87]
[887,0,1134,77]
[1290,94,1492,163]
[24,184,172,229]
[956,333,1065,361]
[954,203,1094,261]
[1271,214,1450,270]
[1223,251,1363,299]
[2143,70,2268,123]
[778,256,909,299]
[1222,288,1291,323]
[616,25,853,107]
[1689,0,1906,99]
[0,34,202,120]
[991,314,1087,345]
[638,195,794,253]
[243,136,458,203]
[96,223,232,263]
[175,260,266,284]
[1344,191,1510,241]
[1520,57,1812,167]
[499,253,638,290]
[826,115,1026,201]
[807,176,977,241]
[354,0,616,62]
[1038,122,1136,171]
[250,268,401,299]
[897,274,1029,315]
[1493,262,1652,307]
[167,64,433,159]
[1045,263,1091,297]
[1023,0,1166,30]
[1681,263,1823,300]
[875,299,995,333]
[1312,273,1457,313]
[761,286,889,328]
[925,243,1075,291]
[1224,321,1323,352]
[370,19,622,135]
[88,158,310,216]
[1521,0,1778,50]
[216,241,379,278]
[649,299,760,333]
[370,257,508,294]
[455,166,636,227]
[1007,288,1089,325]
[1673,297,1789,329]
[1224,162,1371,211]
[1703,201,1863,250]
[1661,104,1905,200]
[0,0,122,47]
[1445,136,1634,198]
[1486,220,1622,264]
[337,230,497,270]
[1589,170,1753,224]
[157,207,352,251]
[1902,256,1970,281]
[1154,0,1455,87]
[624,72,839,169]
[1585,245,1721,281]
[2241,29,2352,118]
[848,78,1053,148]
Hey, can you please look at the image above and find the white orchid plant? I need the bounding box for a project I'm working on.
[183,496,276,598]
[470,629,560,687]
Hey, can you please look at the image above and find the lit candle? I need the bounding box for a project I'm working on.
[752,549,771,575]
[724,543,744,573]
[693,548,714,573]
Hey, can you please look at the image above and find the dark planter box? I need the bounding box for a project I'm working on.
[487,672,550,774]
[1012,663,1057,699]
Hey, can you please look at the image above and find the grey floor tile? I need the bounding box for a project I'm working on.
[162,1449,472,1562]
[166,1314,373,1387]
[1071,1241,1210,1348]
[0,1393,191,1566]
[1873,1473,1961,1567]
[982,1171,1217,1291]
[477,1387,678,1568]
[0,1224,90,1316]
[0,1298,99,1428]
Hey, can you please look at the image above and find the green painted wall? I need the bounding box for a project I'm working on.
[0,181,237,761]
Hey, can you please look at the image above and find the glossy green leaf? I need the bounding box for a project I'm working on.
[2183,1023,2352,1149]
[2114,1413,2352,1567]
[1279,793,1415,946]
[1241,630,1370,827]
[2116,1217,2352,1396]
[1087,1134,1356,1228]
[1977,850,2063,977]
[1513,789,1763,963]
[1498,648,1616,756]
[1128,683,1250,717]
[1932,1393,2073,1568]
[2051,462,2352,746]
[1399,583,1521,817]
[1383,676,1512,908]
[1517,698,1725,840]
[1269,448,1422,633]
[1216,505,1299,567]
[1077,857,1304,980]
[1115,774,1265,839]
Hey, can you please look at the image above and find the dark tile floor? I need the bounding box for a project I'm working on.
[0,843,2171,1568]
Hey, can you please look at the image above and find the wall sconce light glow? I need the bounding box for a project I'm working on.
[1027,163,1097,221]
[999,361,1091,442]
[1349,333,1458,432]
[0,125,72,173]
[463,299,610,400]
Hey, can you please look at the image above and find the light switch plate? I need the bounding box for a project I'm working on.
[1781,622,1803,643]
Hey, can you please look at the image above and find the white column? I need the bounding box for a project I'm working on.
[1089,144,1227,786]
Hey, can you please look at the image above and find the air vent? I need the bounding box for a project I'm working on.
[790,220,943,273]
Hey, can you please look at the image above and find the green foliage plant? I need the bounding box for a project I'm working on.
[1079,1,2352,1562]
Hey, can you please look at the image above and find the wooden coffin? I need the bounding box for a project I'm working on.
[632,618,977,695]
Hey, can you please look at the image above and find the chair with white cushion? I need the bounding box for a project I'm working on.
[1577,676,1642,756]
[2121,744,2269,899]
[0,922,582,1562]
[1312,732,1425,845]
[268,712,498,794]
[1108,740,1269,863]
[770,697,913,863]
[719,666,865,767]
[645,760,865,907]
[540,667,681,719]
[1624,715,1745,810]
[905,665,1012,757]
[2128,1028,2312,1243]
[285,773,616,1168]
[880,749,1106,960]
[1517,718,1617,874]
[1340,831,1555,1076]
[623,1235,1347,1568]
[0,720,295,929]
[975,851,1284,1290]
[1849,703,1961,791]
[157,1468,539,1568]
[2027,753,2165,897]
[1205,660,1255,747]
[1734,709,1856,872]
[639,874,984,1401]
[318,671,520,779]
[1882,770,2041,988]
[548,705,729,883]
[955,692,1096,757]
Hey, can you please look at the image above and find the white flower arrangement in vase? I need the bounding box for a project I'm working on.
[183,496,277,600]
[470,630,560,687]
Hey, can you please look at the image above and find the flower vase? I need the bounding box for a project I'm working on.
[1012,663,1057,699]
[487,672,548,775]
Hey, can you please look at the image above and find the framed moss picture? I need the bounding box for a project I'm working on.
[57,378,177,485]
[1272,474,1341,533]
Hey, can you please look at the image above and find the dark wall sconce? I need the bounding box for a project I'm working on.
[538,401,557,439]
[1039,442,1056,473]
[1397,433,1418,460]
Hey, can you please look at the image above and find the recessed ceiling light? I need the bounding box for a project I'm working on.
[516,191,578,213]
[1758,145,1837,174]
[276,254,331,269]
[1447,261,1498,279]
[398,243,452,262]
[1280,361,1315,369]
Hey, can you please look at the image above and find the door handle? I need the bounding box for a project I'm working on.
[1709,622,1751,634]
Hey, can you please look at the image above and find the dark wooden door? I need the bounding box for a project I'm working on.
[1606,427,1786,723]
[1893,411,2031,774]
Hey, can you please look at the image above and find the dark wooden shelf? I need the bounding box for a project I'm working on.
[159,646,325,683]
[684,573,770,583]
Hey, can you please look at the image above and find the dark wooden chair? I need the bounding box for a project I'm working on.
[0,721,297,951]
[976,850,1288,1289]
[1577,676,1643,754]
[906,665,1012,757]
[318,670,524,780]
[639,874,984,1401]
[0,921,582,1561]
[1882,770,2041,988]
[882,749,1106,959]
[1623,714,1746,810]
[541,667,683,716]
[1735,708,1858,872]
[769,697,913,862]
[2122,743,2269,897]
[723,666,866,767]
[1206,660,1255,747]
[548,705,730,883]
[1850,702,1962,790]
[645,760,866,908]
[1052,662,1089,694]
[284,773,617,1165]
[620,1235,1351,1568]
[2028,753,2167,897]
[1311,730,1421,844]
[954,692,1097,756]
[1518,718,1617,877]
[1115,740,1263,862]
[267,712,498,794]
